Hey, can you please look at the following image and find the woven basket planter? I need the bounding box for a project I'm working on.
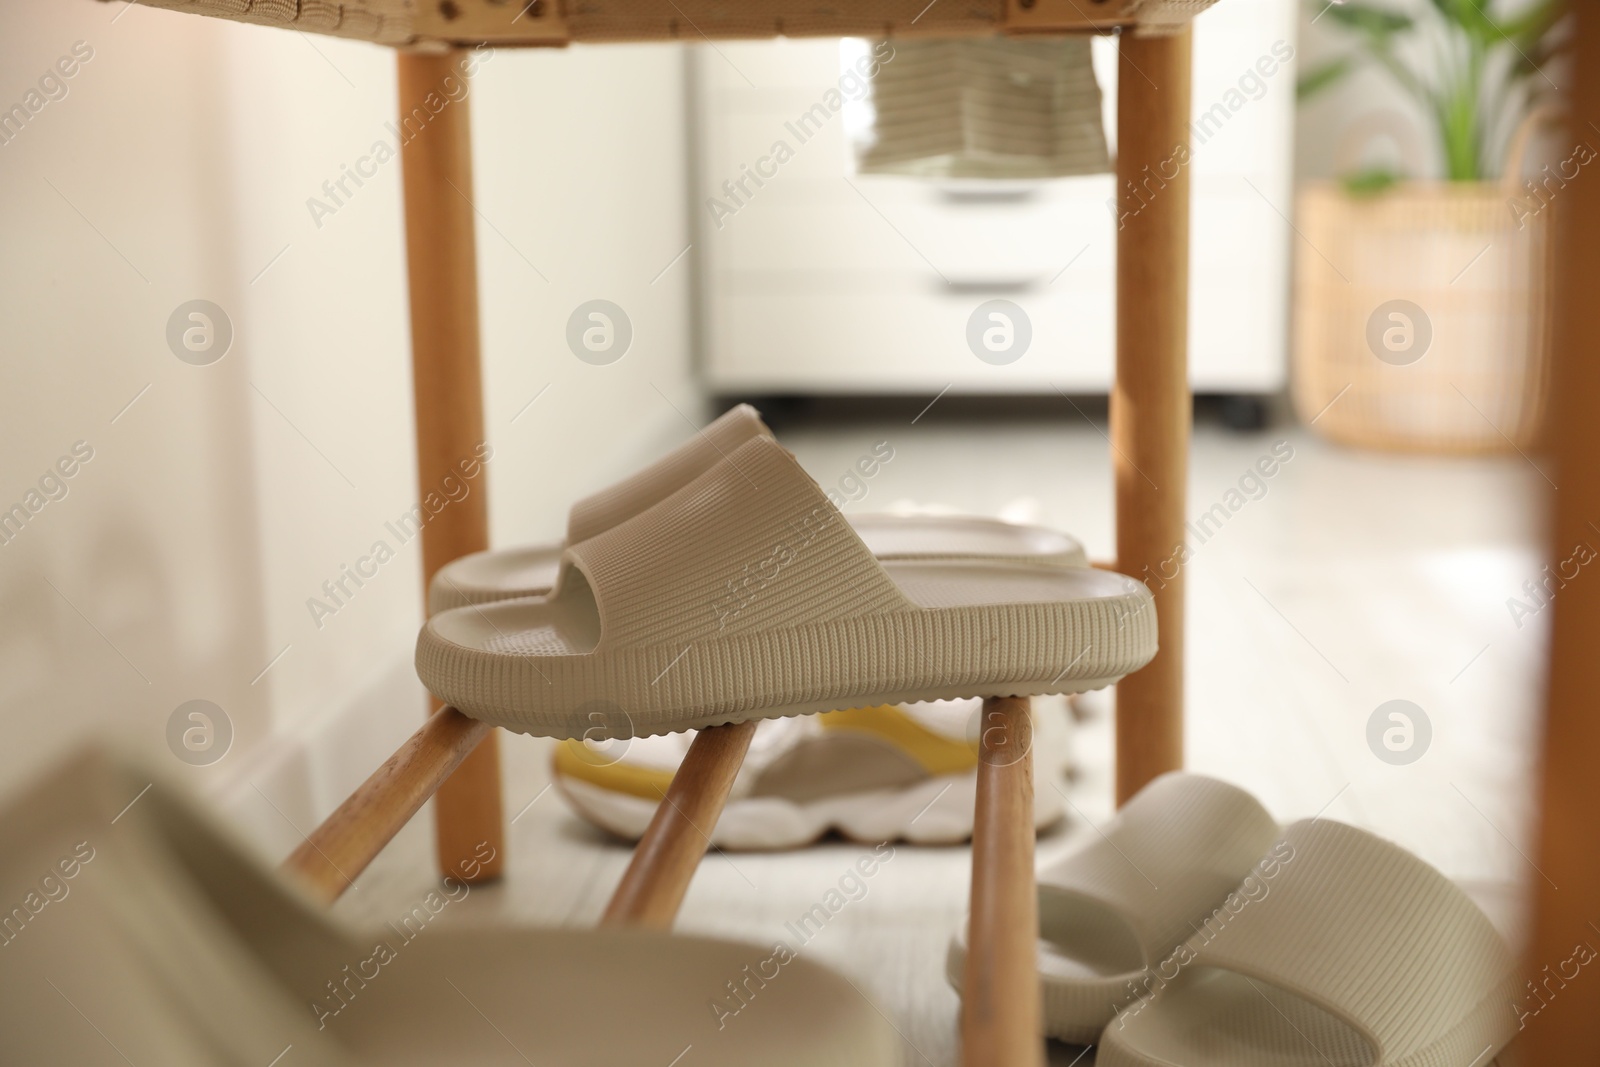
[1291,117,1557,454]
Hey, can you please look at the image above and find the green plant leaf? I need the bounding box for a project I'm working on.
[1437,0,1499,45]
[1342,166,1403,196]
[1440,85,1484,179]
[1323,2,1414,37]
[1297,56,1359,101]
[1494,0,1561,48]
[1307,0,1563,180]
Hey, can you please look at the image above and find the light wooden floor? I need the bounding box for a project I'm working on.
[334,412,1546,1066]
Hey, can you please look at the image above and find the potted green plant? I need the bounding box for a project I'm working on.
[1290,0,1568,453]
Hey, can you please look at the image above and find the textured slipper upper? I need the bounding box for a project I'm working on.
[564,439,910,649]
[948,771,1280,1043]
[1100,819,1520,1067]
[566,403,771,545]
[1036,773,1281,966]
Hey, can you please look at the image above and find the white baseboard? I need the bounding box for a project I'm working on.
[216,651,430,863]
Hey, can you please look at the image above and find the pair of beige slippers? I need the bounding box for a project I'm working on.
[416,404,1156,739]
[949,772,1522,1066]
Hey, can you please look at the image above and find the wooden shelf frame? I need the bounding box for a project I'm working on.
[93,0,1600,1062]
[276,26,1195,1064]
[101,0,1209,51]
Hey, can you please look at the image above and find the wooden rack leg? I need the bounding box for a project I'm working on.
[282,707,491,905]
[961,697,1043,1067]
[398,50,505,884]
[1524,10,1600,1061]
[601,721,758,930]
[1111,30,1193,806]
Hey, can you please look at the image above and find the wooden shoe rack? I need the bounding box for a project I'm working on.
[102,0,1600,1061]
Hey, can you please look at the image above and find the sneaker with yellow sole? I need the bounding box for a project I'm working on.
[552,697,1070,850]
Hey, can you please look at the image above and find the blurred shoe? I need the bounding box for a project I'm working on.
[0,746,901,1066]
[553,696,1072,849]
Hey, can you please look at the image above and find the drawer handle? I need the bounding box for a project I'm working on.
[940,277,1043,295]
[937,183,1043,205]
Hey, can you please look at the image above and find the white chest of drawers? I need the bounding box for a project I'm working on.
[692,0,1296,397]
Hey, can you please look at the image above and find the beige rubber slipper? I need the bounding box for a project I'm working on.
[416,436,1155,739]
[1097,818,1520,1067]
[431,512,1089,614]
[945,772,1283,1043]
[0,747,900,1067]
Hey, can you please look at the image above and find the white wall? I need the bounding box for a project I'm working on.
[0,4,279,800]
[0,3,698,848]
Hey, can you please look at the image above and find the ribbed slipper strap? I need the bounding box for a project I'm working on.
[565,404,771,544]
[564,436,911,650]
[1039,772,1281,963]
[1177,818,1519,1065]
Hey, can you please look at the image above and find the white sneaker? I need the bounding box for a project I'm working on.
[552,697,1071,850]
